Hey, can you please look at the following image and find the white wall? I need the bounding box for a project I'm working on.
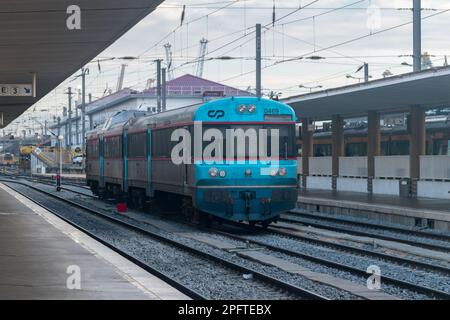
[420,156,450,180]
[373,179,400,196]
[337,178,368,192]
[309,157,332,176]
[306,176,332,190]
[339,157,367,177]
[375,156,409,178]
[418,181,450,199]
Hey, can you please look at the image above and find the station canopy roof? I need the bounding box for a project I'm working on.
[0,0,162,127]
[283,67,450,120]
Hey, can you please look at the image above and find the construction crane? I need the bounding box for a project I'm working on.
[195,38,208,78]
[145,79,155,90]
[116,64,127,92]
[164,43,175,81]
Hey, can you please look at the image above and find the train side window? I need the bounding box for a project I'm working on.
[151,126,193,159]
[128,132,147,158]
[86,139,99,159]
[104,136,122,159]
[152,129,169,157]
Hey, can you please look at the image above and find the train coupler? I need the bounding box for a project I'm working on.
[260,198,272,215]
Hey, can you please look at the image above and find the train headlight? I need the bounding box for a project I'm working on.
[208,167,219,177]
[270,168,278,177]
[278,168,287,176]
[219,170,227,178]
[245,169,252,177]
[237,104,247,113]
[247,104,256,113]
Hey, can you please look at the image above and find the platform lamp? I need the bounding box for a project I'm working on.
[298,84,323,93]
[56,134,64,192]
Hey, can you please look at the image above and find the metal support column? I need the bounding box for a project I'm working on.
[301,118,313,188]
[364,63,369,82]
[331,115,344,190]
[67,87,72,149]
[162,67,167,112]
[75,106,79,145]
[156,59,162,113]
[81,68,88,151]
[57,117,61,141]
[256,23,262,98]
[367,110,380,193]
[409,105,425,196]
[89,115,93,130]
[413,0,422,72]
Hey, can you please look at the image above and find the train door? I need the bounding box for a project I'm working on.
[183,125,190,194]
[123,130,128,194]
[99,136,105,190]
[146,128,153,198]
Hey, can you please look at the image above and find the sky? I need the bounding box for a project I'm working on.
[6,0,450,134]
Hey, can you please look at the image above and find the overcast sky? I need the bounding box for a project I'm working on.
[8,0,450,132]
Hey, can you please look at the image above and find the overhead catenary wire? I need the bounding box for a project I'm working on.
[11,0,450,131]
[137,0,242,58]
[219,7,450,83]
[169,0,320,72]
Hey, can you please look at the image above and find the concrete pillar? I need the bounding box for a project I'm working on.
[301,118,313,188]
[409,105,426,196]
[367,111,380,193]
[332,115,344,190]
[426,133,433,155]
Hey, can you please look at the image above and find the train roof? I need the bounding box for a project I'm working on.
[130,103,203,129]
[126,97,296,132]
[87,97,296,137]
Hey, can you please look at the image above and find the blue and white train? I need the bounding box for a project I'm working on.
[86,97,298,226]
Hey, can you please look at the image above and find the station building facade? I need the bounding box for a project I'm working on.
[286,68,450,200]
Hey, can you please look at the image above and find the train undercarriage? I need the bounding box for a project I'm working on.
[87,180,279,228]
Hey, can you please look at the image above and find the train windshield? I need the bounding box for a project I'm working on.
[202,124,296,160]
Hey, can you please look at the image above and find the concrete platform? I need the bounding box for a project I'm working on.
[297,189,450,232]
[0,183,188,300]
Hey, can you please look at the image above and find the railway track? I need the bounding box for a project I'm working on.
[281,210,450,253]
[213,226,450,300]
[1,179,329,300]
[265,221,450,276]
[0,175,94,198]
[35,181,450,299]
[0,173,88,189]
[4,177,450,299]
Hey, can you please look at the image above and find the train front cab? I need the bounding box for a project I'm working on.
[193,98,298,224]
